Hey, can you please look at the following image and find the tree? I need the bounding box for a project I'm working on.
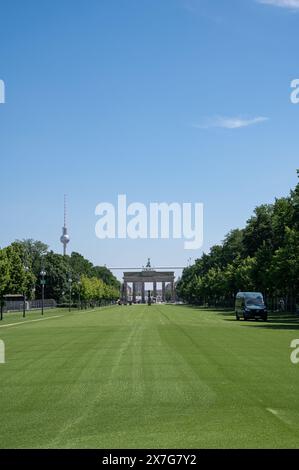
[40,251,71,302]
[0,249,10,319]
[79,275,118,307]
[177,171,299,310]
[222,229,245,264]
[69,252,93,278]
[0,240,120,309]
[270,228,299,311]
[14,239,48,279]
[5,243,36,298]
[92,266,120,289]
[234,257,255,292]
[243,205,274,257]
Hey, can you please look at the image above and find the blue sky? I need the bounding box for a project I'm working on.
[0,0,298,280]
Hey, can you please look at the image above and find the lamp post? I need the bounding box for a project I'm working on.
[148,290,152,306]
[68,276,72,312]
[23,265,29,318]
[40,268,46,316]
[77,280,81,310]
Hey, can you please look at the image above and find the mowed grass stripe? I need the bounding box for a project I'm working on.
[0,315,64,328]
[0,305,299,448]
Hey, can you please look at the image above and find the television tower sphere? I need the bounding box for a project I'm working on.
[60,231,70,245]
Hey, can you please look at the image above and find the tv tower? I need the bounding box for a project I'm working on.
[60,194,70,256]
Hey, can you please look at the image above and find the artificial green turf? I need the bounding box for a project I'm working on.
[0,304,299,448]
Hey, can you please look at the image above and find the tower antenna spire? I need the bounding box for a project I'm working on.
[60,194,70,256]
[64,194,67,228]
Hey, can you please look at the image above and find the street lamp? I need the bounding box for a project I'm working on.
[40,268,46,316]
[148,290,152,306]
[23,265,29,318]
[68,276,72,312]
[77,280,81,310]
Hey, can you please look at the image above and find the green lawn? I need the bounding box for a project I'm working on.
[0,304,299,448]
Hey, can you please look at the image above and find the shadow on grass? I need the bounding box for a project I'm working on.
[224,309,299,330]
[233,312,299,330]
[173,304,299,330]
[239,314,299,330]
[174,304,235,318]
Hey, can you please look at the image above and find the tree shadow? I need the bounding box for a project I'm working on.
[174,304,233,315]
[174,305,299,331]
[172,304,299,330]
[227,312,299,330]
[247,323,299,330]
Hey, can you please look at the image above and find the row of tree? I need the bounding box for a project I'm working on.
[177,171,299,311]
[0,240,120,308]
[77,276,120,307]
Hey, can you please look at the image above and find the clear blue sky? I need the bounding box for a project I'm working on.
[0,0,298,280]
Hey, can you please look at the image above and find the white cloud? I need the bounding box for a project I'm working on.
[257,0,299,9]
[193,116,269,130]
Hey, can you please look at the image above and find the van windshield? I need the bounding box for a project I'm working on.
[245,297,264,307]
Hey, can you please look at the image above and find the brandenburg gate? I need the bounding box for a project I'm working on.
[122,259,175,303]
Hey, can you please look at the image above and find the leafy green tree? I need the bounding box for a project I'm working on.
[270,227,299,311]
[271,198,293,250]
[92,265,120,289]
[234,257,255,292]
[79,275,118,307]
[243,205,274,257]
[69,252,93,278]
[177,171,299,310]
[0,249,10,319]
[5,243,36,298]
[40,251,71,302]
[14,239,48,278]
[290,170,299,231]
[222,229,245,265]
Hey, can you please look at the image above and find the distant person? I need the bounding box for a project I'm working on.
[279,299,285,312]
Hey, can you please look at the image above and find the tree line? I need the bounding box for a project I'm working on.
[177,171,299,311]
[0,240,120,310]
